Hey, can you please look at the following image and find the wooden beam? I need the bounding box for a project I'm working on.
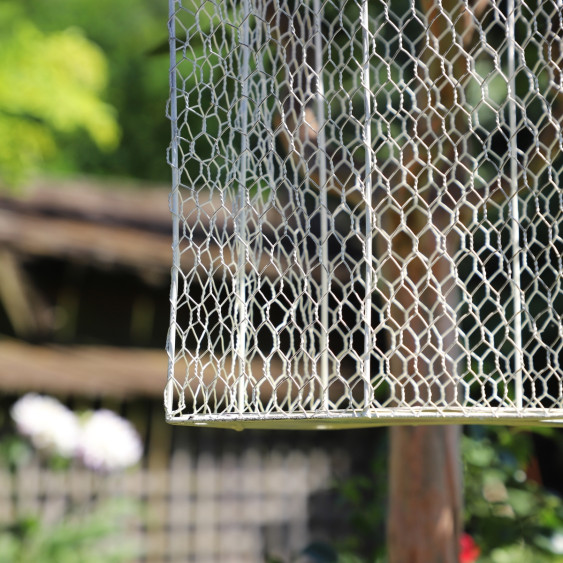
[0,339,166,398]
[0,339,356,405]
[0,208,172,279]
[1,178,171,228]
[0,250,53,338]
[0,179,343,283]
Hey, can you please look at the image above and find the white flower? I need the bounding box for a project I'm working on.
[551,532,563,554]
[11,393,80,457]
[78,410,142,472]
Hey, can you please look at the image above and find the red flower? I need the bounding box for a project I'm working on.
[460,533,480,563]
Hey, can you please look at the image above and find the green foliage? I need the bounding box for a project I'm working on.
[464,426,563,562]
[298,542,374,563]
[297,427,563,563]
[481,544,563,563]
[334,445,387,560]
[0,500,141,563]
[0,434,32,470]
[0,3,119,187]
[19,0,170,182]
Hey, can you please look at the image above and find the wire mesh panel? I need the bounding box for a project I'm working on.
[166,0,563,428]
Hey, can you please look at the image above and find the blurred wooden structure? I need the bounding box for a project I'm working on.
[0,178,366,562]
[0,177,171,357]
[0,394,347,562]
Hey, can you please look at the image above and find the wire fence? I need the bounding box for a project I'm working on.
[166,0,563,427]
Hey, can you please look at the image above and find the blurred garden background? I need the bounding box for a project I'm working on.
[0,0,563,561]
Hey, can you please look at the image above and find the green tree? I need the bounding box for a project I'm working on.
[19,0,170,182]
[0,3,119,187]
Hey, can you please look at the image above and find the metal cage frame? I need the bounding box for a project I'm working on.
[165,0,563,429]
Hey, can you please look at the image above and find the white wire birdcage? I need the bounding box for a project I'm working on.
[165,0,563,429]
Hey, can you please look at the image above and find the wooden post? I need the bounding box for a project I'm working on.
[260,2,482,557]
[388,426,462,563]
[382,0,488,559]
[379,190,464,562]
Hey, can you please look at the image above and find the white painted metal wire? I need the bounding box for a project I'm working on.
[166,0,563,428]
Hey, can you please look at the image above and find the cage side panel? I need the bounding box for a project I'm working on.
[166,0,563,425]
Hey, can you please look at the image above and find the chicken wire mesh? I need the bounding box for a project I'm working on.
[165,0,563,429]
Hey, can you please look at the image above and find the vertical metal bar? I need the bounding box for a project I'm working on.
[236,0,251,413]
[507,0,524,409]
[360,0,374,410]
[313,0,329,410]
[165,0,180,416]
[254,2,275,389]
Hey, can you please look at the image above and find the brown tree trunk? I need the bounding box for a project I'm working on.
[383,0,487,559]
[381,197,464,562]
[388,425,462,563]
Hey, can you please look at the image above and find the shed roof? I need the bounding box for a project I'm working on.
[0,178,171,397]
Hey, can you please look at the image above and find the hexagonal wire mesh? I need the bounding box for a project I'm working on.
[165,0,563,429]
